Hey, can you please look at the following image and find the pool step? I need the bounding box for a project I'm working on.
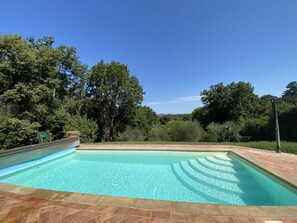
[172,156,272,205]
[196,157,246,174]
[205,156,234,167]
[213,155,232,161]
[188,159,251,184]
[180,161,244,195]
[188,159,240,183]
[172,163,245,205]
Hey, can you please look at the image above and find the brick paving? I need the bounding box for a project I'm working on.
[1,144,297,222]
[1,190,296,223]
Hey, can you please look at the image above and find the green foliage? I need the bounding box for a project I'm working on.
[0,114,39,150]
[204,123,224,142]
[282,81,297,103]
[118,126,145,141]
[276,107,297,141]
[88,60,144,141]
[131,106,158,140]
[47,109,70,140]
[1,33,297,149]
[241,116,270,141]
[151,125,170,141]
[225,141,297,154]
[0,34,147,147]
[159,114,192,125]
[151,121,204,142]
[64,115,98,143]
[205,121,242,142]
[0,34,87,146]
[167,120,204,142]
[0,35,36,94]
[194,82,259,126]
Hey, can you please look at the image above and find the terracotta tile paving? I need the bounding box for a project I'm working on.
[1,144,297,222]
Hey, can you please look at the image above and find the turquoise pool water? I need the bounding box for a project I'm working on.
[1,150,297,206]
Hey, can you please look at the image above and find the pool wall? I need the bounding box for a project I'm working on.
[0,137,79,169]
[230,152,297,205]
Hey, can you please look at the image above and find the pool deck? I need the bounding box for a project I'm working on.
[1,144,297,223]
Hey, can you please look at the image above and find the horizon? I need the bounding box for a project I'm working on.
[1,0,297,114]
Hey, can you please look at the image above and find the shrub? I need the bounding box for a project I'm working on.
[241,116,270,141]
[0,114,39,150]
[205,121,242,142]
[47,109,70,140]
[64,115,98,143]
[167,120,204,142]
[118,126,145,141]
[151,125,170,141]
[204,122,224,142]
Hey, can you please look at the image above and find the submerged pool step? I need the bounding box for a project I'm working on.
[213,155,232,161]
[205,156,234,167]
[188,159,241,183]
[196,157,247,174]
[172,163,246,205]
[180,161,243,195]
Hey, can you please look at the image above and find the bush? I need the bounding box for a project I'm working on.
[205,121,242,142]
[204,122,224,142]
[167,120,205,142]
[64,115,98,143]
[151,125,170,141]
[0,114,39,150]
[241,116,270,141]
[47,109,70,140]
[118,126,145,141]
[278,107,297,141]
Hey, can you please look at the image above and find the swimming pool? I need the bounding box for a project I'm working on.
[1,149,297,206]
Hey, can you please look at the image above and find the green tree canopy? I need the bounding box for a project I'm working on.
[193,82,259,126]
[132,106,158,140]
[282,81,297,103]
[0,34,85,124]
[88,60,144,141]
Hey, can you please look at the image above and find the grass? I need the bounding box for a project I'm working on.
[225,141,297,154]
[93,141,297,154]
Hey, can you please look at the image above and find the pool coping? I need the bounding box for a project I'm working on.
[1,144,297,219]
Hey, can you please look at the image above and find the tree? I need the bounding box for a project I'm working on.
[131,106,158,140]
[0,35,36,94]
[88,60,144,141]
[0,35,85,122]
[193,82,259,126]
[0,34,87,148]
[282,81,297,103]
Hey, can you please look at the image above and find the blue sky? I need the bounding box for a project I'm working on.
[1,0,297,114]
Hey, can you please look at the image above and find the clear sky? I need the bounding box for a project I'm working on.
[1,0,297,114]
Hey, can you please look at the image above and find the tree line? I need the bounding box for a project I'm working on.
[0,34,144,149]
[113,81,297,143]
[0,34,296,150]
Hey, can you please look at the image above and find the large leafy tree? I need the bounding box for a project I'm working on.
[282,81,297,103]
[193,82,259,126]
[0,34,87,148]
[88,60,144,141]
[0,35,36,94]
[0,35,84,120]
